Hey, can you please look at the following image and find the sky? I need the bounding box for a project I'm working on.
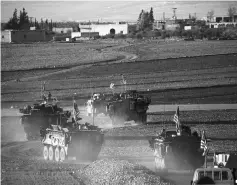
[1,1,237,23]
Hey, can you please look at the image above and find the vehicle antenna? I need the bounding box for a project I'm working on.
[163,103,165,129]
[92,104,95,126]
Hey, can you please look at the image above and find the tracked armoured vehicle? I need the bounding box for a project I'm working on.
[106,90,151,125]
[19,98,71,140]
[40,111,104,162]
[149,125,205,172]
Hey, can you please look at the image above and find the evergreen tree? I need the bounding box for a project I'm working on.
[41,18,44,29]
[12,8,19,29]
[4,8,19,30]
[19,8,30,30]
[45,19,49,30]
[137,8,154,31]
[143,12,150,30]
[35,21,40,30]
[149,7,154,25]
[136,9,144,30]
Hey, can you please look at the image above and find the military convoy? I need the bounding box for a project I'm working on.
[86,90,151,125]
[19,90,104,162]
[18,83,235,185]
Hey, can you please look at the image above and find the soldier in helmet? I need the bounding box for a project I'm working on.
[48,92,52,101]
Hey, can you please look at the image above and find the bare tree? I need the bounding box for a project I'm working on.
[207,10,214,22]
[228,6,236,22]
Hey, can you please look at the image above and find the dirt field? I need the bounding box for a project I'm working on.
[2,40,237,105]
[1,39,237,185]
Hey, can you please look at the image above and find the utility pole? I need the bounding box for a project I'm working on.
[172,8,177,21]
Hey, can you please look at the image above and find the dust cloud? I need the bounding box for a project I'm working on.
[1,108,27,143]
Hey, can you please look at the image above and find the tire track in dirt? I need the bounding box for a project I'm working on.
[2,42,138,83]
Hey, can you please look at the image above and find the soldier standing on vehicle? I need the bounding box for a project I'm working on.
[48,92,52,101]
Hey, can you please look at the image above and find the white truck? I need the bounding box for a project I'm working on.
[191,167,235,185]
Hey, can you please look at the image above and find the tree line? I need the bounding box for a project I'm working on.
[3,8,63,31]
[136,7,155,31]
[207,6,236,22]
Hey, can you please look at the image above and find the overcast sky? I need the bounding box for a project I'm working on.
[1,1,237,22]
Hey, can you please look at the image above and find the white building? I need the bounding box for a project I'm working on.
[79,22,128,36]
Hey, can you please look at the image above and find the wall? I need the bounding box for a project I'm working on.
[1,30,11,43]
[153,21,165,30]
[165,23,180,31]
[11,30,46,43]
[71,32,81,38]
[52,27,73,34]
[81,32,99,37]
[208,22,237,28]
[184,26,192,30]
[79,23,128,36]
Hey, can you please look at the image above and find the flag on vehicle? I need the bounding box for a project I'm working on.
[42,81,46,92]
[110,83,115,89]
[173,106,180,132]
[73,100,80,121]
[201,130,208,156]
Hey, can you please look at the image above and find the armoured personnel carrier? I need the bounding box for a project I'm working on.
[40,117,104,162]
[149,125,205,172]
[85,93,108,117]
[19,97,71,140]
[106,90,151,125]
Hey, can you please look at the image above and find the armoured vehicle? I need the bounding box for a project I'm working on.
[191,167,234,185]
[106,90,151,125]
[40,117,104,162]
[86,93,109,117]
[19,97,71,140]
[149,125,205,172]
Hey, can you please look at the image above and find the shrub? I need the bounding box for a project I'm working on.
[114,34,126,39]
[153,30,161,37]
[161,31,166,39]
[221,28,237,40]
[127,32,136,39]
[105,34,115,39]
[136,32,143,39]
[94,35,101,39]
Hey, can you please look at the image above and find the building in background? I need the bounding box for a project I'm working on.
[1,30,46,43]
[203,14,237,28]
[52,27,73,34]
[78,22,128,36]
[1,30,12,43]
[153,19,181,31]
